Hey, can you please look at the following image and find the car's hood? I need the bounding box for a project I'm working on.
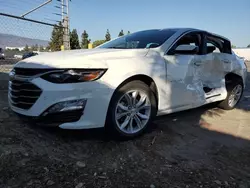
[15,48,149,69]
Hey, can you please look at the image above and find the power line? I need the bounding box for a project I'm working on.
[0,2,58,15]
[0,0,60,13]
[0,0,62,22]
[0,0,71,49]
[19,0,60,12]
[21,0,53,17]
[43,17,60,23]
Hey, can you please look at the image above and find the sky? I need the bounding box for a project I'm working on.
[69,0,250,47]
[0,0,249,47]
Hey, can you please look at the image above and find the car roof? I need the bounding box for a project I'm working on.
[159,28,230,42]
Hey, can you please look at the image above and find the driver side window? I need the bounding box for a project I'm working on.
[167,33,202,55]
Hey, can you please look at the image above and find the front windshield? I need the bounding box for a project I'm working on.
[98,29,177,49]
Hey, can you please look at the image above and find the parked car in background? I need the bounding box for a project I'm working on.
[22,52,38,59]
[14,54,23,59]
[8,28,247,139]
[0,52,5,59]
[0,48,4,59]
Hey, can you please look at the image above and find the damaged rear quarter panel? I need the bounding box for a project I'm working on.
[199,52,245,88]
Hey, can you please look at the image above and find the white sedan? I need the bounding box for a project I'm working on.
[8,28,247,139]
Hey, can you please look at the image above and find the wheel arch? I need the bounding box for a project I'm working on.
[225,72,243,85]
[104,74,159,138]
[111,74,159,110]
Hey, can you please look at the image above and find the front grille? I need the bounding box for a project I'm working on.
[13,68,55,77]
[9,80,42,109]
[8,67,50,110]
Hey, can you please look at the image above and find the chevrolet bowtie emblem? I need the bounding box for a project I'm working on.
[9,71,15,81]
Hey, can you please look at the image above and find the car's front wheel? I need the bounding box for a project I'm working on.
[106,81,157,139]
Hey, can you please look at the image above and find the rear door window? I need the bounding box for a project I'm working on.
[205,34,232,54]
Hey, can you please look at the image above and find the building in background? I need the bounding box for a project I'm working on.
[5,46,26,51]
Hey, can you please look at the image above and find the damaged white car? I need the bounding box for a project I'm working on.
[9,28,247,138]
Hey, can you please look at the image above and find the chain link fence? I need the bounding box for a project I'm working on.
[0,13,64,89]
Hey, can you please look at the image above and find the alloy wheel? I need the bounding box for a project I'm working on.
[115,90,151,134]
[228,84,242,107]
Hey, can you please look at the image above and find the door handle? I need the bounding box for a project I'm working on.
[194,61,202,66]
[222,60,230,64]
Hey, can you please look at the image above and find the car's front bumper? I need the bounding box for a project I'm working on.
[8,77,114,129]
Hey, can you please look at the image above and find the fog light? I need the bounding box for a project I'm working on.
[43,99,87,116]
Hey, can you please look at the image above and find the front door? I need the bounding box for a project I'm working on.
[163,32,207,111]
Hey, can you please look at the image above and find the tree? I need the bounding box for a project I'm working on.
[70,29,80,49]
[39,45,44,52]
[35,44,38,51]
[35,44,39,51]
[231,44,236,48]
[105,29,111,41]
[118,29,124,37]
[24,44,29,52]
[81,30,89,49]
[49,22,63,51]
[45,46,50,52]
[31,44,38,51]
[93,40,106,48]
[247,44,250,48]
[127,31,130,35]
[31,45,35,51]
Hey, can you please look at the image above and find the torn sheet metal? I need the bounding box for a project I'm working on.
[164,52,246,110]
[164,55,206,109]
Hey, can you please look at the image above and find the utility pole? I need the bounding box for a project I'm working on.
[19,0,70,50]
[61,0,64,21]
[66,0,70,42]
[62,0,70,50]
[66,0,69,17]
[63,16,70,50]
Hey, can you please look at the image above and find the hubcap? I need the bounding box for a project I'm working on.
[228,84,242,107]
[115,90,151,134]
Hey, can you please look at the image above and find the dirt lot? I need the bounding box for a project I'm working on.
[0,58,18,74]
[0,62,250,188]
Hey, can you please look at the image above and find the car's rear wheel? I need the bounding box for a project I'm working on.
[106,81,157,139]
[218,81,243,110]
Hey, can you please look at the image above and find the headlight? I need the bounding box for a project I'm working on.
[41,69,107,83]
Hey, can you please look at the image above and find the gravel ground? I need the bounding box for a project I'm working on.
[0,61,249,188]
[0,58,18,74]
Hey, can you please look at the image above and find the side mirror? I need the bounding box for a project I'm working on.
[146,43,160,48]
[169,44,199,55]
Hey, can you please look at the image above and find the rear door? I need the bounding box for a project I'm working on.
[198,34,233,103]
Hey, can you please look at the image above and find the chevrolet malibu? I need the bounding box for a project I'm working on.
[8,28,247,139]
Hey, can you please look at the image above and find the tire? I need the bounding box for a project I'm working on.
[105,80,157,139]
[218,80,243,110]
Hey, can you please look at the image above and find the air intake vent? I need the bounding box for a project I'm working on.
[9,80,42,109]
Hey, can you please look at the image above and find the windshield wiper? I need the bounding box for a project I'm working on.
[106,47,126,49]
